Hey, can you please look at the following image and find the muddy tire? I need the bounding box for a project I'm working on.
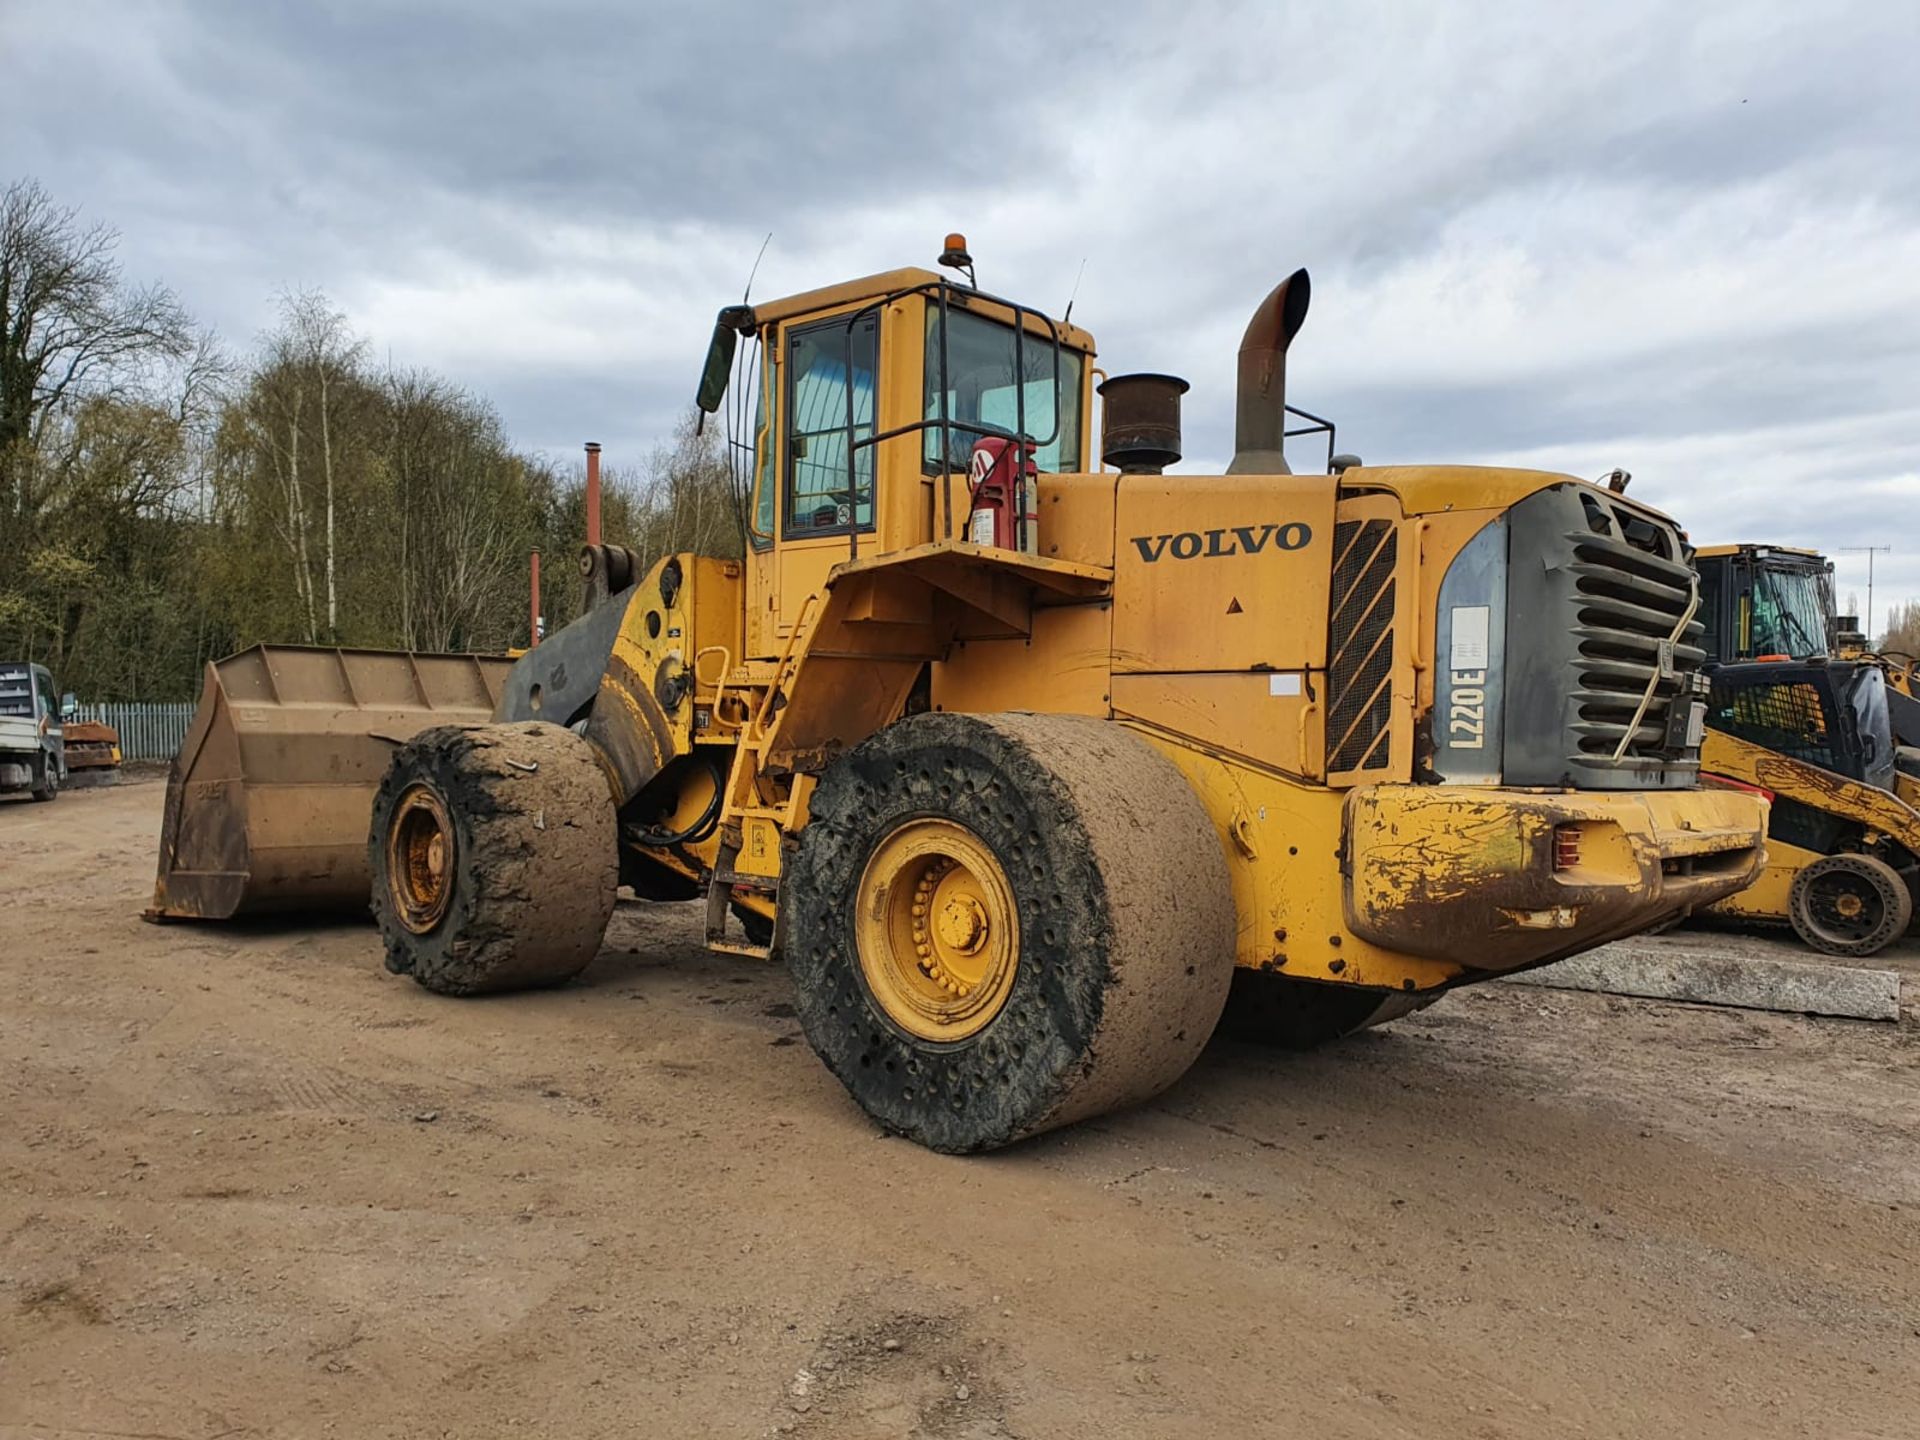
[369,722,618,996]
[29,757,57,802]
[785,712,1235,1153]
[1788,852,1912,958]
[1215,971,1433,1049]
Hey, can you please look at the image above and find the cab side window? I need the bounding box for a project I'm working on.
[786,315,877,536]
[749,349,776,549]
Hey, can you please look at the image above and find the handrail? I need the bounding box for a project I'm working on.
[692,645,747,732]
[832,278,1068,560]
[1283,403,1339,476]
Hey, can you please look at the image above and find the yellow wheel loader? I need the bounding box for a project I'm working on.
[164,244,1769,1152]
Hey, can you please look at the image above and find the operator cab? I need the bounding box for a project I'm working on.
[695,251,1096,655]
[1707,660,1898,791]
[1694,543,1835,662]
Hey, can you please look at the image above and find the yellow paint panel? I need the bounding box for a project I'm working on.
[934,603,1112,717]
[1708,836,1820,922]
[1112,473,1337,675]
[1130,729,1461,992]
[1339,464,1577,516]
[1035,471,1119,568]
[1110,671,1322,782]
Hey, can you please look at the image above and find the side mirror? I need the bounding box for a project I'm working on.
[695,304,756,415]
[60,693,78,721]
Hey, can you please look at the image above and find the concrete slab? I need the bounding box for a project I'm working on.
[1502,936,1903,1022]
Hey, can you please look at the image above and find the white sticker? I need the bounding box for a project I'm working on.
[1450,605,1491,670]
[1268,673,1302,697]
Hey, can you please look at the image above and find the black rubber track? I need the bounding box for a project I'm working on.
[369,722,618,995]
[785,711,1235,1153]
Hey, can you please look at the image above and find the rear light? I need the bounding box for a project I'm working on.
[1552,824,1581,872]
[1702,773,1774,803]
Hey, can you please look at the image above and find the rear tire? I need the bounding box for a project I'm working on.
[786,712,1235,1153]
[1215,970,1433,1049]
[369,722,618,995]
[1788,852,1912,957]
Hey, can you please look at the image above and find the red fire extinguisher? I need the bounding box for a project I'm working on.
[966,437,1039,553]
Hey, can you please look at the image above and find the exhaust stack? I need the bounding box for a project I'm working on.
[1226,268,1311,475]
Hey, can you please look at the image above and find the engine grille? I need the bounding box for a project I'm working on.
[1566,492,1703,773]
[1326,519,1396,774]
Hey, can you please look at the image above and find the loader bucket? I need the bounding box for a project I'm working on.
[148,644,512,920]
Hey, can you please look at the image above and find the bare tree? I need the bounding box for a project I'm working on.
[279,291,366,638]
[1879,600,1920,658]
[0,179,191,520]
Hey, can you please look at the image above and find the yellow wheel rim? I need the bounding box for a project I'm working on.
[388,784,456,935]
[855,819,1019,1042]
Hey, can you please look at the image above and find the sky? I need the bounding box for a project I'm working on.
[6,0,1919,630]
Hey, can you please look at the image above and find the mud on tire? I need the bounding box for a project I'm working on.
[785,712,1235,1153]
[369,722,618,995]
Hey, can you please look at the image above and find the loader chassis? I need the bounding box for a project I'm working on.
[351,263,1765,1151]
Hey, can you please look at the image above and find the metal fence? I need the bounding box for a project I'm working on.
[74,702,194,763]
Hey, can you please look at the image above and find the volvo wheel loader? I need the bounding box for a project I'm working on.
[333,242,1767,1152]
[1683,542,1920,955]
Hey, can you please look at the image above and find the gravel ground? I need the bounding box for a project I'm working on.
[2,778,1916,1439]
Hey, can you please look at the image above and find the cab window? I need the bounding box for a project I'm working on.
[749,346,775,548]
[786,314,877,536]
[924,306,1082,474]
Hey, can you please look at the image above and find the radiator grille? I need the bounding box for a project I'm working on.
[1326,519,1396,773]
[1567,494,1703,770]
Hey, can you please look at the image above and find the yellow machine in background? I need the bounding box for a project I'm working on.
[257,241,1767,1153]
[1685,542,1920,954]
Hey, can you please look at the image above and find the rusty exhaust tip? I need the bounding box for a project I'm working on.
[1227,267,1310,476]
[1098,372,1189,474]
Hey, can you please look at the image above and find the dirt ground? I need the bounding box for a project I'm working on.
[3,779,1917,1440]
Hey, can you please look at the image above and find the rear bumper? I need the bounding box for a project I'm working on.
[1343,784,1767,972]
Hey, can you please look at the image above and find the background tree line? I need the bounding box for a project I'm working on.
[0,177,741,701]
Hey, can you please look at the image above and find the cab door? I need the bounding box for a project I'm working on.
[773,311,880,639]
[33,665,63,774]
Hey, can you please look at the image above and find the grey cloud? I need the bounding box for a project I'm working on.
[6,0,1918,615]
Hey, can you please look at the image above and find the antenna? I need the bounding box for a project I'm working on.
[1063,256,1088,325]
[743,231,772,304]
[1842,545,1892,641]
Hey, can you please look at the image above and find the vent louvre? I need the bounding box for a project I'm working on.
[1568,524,1702,765]
[1326,519,1396,774]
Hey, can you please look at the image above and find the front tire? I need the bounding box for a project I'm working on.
[369,722,618,995]
[29,757,57,802]
[785,712,1235,1153]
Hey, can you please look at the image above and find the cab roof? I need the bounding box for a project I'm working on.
[1695,542,1828,561]
[751,267,1095,351]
